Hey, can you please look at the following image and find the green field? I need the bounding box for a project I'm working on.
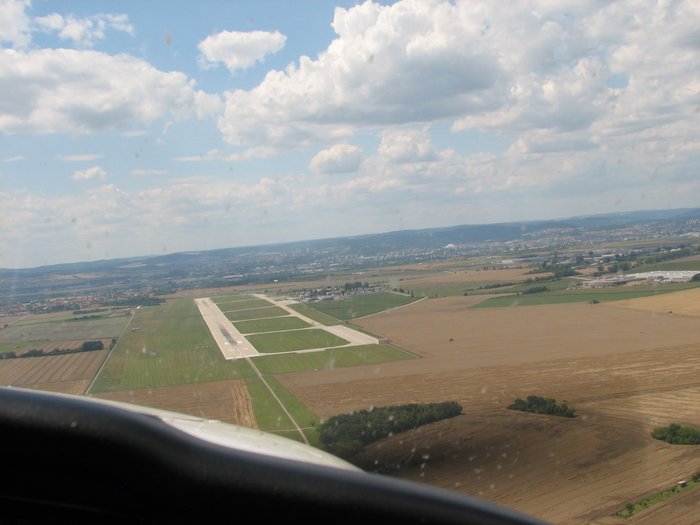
[90,298,251,392]
[288,303,342,326]
[474,282,700,308]
[211,294,254,305]
[306,292,419,320]
[0,311,131,345]
[224,306,289,321]
[234,316,311,334]
[264,376,320,444]
[218,298,273,311]
[246,328,349,353]
[251,344,414,374]
[635,260,700,272]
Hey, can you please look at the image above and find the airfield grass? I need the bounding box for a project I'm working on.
[90,298,252,393]
[233,316,311,334]
[474,281,700,308]
[224,306,288,321]
[264,375,320,444]
[288,303,342,326]
[210,294,255,305]
[244,376,296,432]
[251,344,414,375]
[247,329,349,353]
[635,260,700,272]
[217,298,273,311]
[0,311,131,345]
[307,292,419,320]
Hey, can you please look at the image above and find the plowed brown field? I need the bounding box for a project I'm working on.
[277,296,700,524]
[93,379,256,428]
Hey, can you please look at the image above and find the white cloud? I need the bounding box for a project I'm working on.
[377,128,437,163]
[198,30,286,72]
[0,0,31,48]
[2,155,24,162]
[219,0,504,149]
[72,165,107,181]
[132,168,168,177]
[0,48,217,134]
[34,12,134,47]
[58,153,102,161]
[309,144,364,174]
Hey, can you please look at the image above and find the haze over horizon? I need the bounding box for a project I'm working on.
[3,0,700,268]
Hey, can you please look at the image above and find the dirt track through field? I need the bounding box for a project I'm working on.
[276,295,700,524]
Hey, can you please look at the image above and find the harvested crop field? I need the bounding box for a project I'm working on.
[93,379,256,428]
[0,350,108,394]
[609,286,700,317]
[276,295,700,524]
[351,410,700,525]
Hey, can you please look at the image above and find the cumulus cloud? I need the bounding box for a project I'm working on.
[34,12,134,47]
[0,0,31,48]
[219,0,504,148]
[198,30,286,72]
[377,129,437,163]
[309,144,364,174]
[2,155,24,162]
[0,48,219,134]
[72,165,107,181]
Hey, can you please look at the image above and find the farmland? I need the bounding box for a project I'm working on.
[0,310,131,345]
[246,328,349,353]
[276,291,700,523]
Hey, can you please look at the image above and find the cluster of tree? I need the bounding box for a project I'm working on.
[529,262,578,279]
[68,314,103,322]
[101,296,164,307]
[508,396,575,418]
[0,340,105,360]
[651,423,700,445]
[522,285,549,294]
[318,401,463,458]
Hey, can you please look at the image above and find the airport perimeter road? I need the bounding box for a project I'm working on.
[323,324,379,345]
[194,298,259,360]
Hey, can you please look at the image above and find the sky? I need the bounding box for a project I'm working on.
[2,0,700,268]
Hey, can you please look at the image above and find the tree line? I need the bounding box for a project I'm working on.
[0,339,107,360]
[318,401,463,458]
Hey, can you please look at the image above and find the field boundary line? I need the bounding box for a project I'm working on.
[245,356,309,445]
[85,308,136,395]
[353,296,427,320]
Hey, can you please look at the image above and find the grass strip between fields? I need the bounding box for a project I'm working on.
[307,292,419,320]
[251,344,414,374]
[473,282,700,308]
[615,476,700,519]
